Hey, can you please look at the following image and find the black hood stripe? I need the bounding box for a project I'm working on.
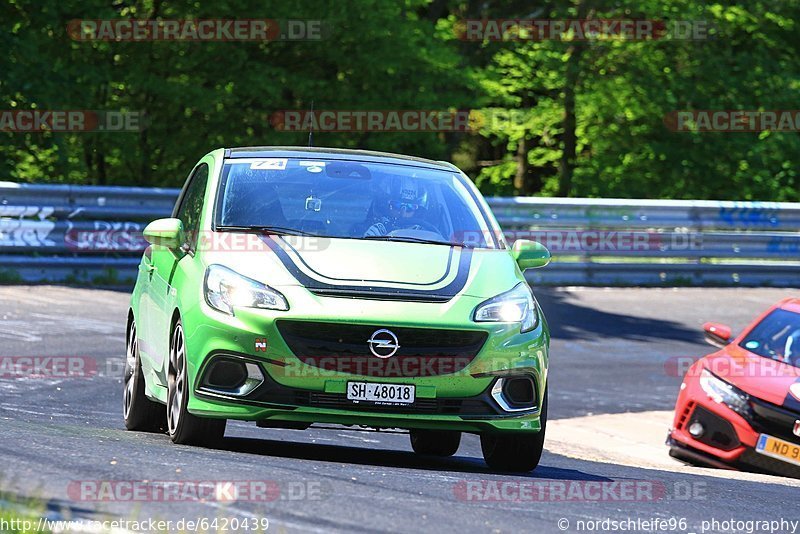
[262,235,472,301]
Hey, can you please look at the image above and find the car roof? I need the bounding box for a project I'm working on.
[224,146,455,171]
[778,298,800,314]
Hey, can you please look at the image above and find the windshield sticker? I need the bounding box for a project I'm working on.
[299,161,325,173]
[745,340,760,350]
[305,196,322,211]
[250,158,287,170]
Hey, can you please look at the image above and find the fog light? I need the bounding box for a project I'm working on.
[688,421,705,438]
[201,358,264,397]
[503,377,535,405]
[491,376,538,412]
[207,360,248,389]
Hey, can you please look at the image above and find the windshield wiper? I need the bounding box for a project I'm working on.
[362,235,472,248]
[216,225,319,237]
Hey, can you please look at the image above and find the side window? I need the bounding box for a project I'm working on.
[174,163,210,251]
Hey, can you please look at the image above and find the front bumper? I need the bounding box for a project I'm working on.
[669,375,800,478]
[191,352,544,432]
[668,436,800,479]
[180,291,549,433]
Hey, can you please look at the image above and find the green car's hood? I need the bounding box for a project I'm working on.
[202,234,522,300]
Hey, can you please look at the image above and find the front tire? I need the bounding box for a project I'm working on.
[123,318,166,432]
[410,429,461,457]
[167,320,226,446]
[480,389,547,472]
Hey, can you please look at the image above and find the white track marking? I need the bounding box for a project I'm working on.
[547,411,800,487]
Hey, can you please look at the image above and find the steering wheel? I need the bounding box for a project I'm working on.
[410,220,442,235]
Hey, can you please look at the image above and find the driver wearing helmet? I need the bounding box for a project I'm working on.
[364,176,429,237]
[784,328,800,366]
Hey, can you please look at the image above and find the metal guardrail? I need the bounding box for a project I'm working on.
[1,181,798,286]
[490,197,800,231]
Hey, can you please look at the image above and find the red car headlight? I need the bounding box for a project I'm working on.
[698,369,751,417]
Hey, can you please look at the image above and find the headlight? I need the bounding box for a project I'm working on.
[473,283,538,332]
[204,264,288,316]
[699,369,750,415]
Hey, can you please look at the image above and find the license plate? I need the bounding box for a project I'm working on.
[346,382,415,405]
[755,434,800,467]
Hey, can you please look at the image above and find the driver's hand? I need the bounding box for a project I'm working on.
[364,222,388,237]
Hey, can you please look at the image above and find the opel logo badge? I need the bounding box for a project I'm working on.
[367,329,400,359]
[794,420,800,438]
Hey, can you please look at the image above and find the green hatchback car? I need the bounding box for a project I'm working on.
[124,147,551,471]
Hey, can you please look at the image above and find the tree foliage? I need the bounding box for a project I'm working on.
[1,0,798,200]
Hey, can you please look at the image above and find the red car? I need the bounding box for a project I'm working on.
[669,298,800,478]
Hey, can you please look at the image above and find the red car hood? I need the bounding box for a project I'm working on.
[703,346,800,408]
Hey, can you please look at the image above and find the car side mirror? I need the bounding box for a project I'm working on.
[703,322,732,348]
[143,218,185,250]
[512,239,551,270]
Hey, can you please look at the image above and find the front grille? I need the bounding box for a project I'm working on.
[748,398,800,444]
[276,320,488,377]
[676,400,695,431]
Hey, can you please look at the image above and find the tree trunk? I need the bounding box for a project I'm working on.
[558,42,583,197]
[558,0,588,197]
[514,136,529,195]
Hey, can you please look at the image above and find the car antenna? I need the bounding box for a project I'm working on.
[308,100,314,147]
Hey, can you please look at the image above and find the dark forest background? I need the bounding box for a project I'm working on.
[1,0,798,200]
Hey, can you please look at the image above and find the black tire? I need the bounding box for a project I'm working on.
[123,317,167,432]
[410,429,461,457]
[167,320,226,446]
[480,388,547,472]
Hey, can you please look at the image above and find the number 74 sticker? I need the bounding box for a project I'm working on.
[250,158,287,170]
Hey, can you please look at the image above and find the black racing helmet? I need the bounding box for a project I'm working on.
[386,175,428,216]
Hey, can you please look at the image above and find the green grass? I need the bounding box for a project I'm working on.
[0,500,50,533]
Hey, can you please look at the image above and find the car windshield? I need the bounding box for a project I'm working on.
[215,158,498,248]
[739,308,800,368]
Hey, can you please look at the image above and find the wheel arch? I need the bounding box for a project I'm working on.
[126,308,135,337]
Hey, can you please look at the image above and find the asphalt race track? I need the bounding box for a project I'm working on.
[0,286,798,533]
